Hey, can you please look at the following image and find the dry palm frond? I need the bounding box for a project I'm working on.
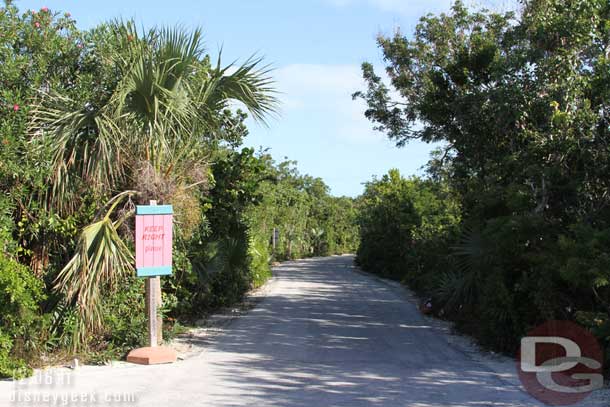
[54,192,135,342]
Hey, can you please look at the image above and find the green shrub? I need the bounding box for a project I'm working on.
[0,254,45,378]
[98,276,146,359]
[0,330,30,379]
[357,170,460,282]
[249,236,272,288]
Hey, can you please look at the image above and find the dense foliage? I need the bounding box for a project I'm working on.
[170,147,359,320]
[357,169,460,287]
[355,0,610,358]
[247,155,359,261]
[0,254,45,378]
[0,2,358,377]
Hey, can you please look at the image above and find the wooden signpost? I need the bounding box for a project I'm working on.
[127,201,177,365]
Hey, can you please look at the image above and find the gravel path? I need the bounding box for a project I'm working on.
[1,255,607,406]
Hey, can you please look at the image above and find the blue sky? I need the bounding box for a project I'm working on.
[16,0,507,196]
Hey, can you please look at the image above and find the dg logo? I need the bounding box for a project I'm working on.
[517,320,604,406]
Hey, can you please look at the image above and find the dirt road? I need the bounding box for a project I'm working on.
[5,256,607,406]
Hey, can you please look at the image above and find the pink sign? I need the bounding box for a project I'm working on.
[135,205,173,277]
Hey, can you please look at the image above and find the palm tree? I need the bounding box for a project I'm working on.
[30,21,278,342]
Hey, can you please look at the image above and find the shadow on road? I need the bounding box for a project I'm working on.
[201,256,535,407]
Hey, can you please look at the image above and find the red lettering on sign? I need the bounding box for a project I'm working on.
[135,213,173,269]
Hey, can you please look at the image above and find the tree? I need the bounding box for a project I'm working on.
[357,170,459,281]
[355,0,610,352]
[245,155,359,260]
[30,21,278,340]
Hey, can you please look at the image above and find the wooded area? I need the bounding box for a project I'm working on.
[354,0,610,365]
[0,2,358,378]
[2,0,610,382]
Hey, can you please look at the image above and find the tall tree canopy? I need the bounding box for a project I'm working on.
[355,0,610,354]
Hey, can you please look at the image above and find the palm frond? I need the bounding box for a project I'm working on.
[30,92,126,213]
[200,55,280,125]
[451,226,488,272]
[54,192,135,340]
[156,26,204,91]
[435,269,480,312]
[111,24,205,171]
[436,227,490,311]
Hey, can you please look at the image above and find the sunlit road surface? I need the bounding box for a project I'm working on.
[2,256,554,406]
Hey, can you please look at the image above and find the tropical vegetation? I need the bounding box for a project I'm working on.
[354,0,610,365]
[0,2,358,378]
[3,0,608,381]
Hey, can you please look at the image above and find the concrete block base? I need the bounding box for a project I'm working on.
[127,346,177,365]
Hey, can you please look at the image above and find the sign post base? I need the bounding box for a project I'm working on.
[126,346,177,365]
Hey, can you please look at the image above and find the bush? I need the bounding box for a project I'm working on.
[96,276,146,361]
[0,254,45,378]
[357,170,460,282]
[249,236,272,288]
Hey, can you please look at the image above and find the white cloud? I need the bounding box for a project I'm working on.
[273,63,385,145]
[326,0,353,7]
[275,64,363,102]
[245,63,438,196]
